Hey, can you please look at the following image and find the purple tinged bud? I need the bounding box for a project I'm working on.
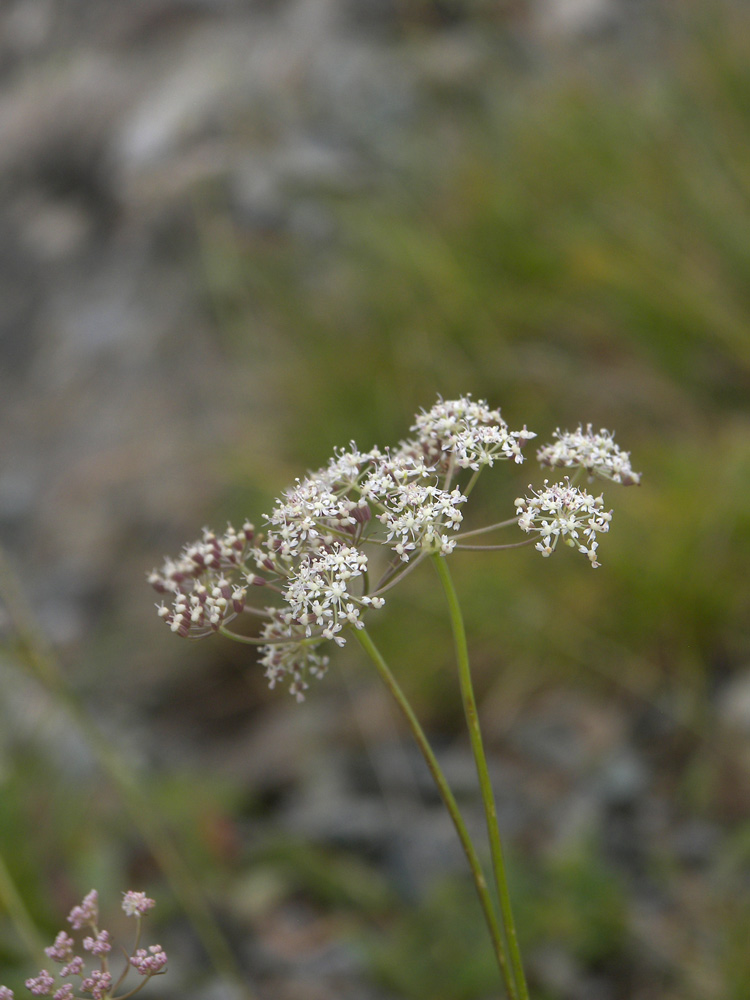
[25,971,54,996]
[252,575,267,586]
[61,957,83,977]
[351,503,371,524]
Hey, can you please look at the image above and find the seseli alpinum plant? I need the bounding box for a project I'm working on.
[0,890,167,1000]
[148,396,640,999]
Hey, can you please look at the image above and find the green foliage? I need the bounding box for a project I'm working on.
[247,838,393,913]
[369,850,629,1000]
[368,877,499,1000]
[720,898,750,1000]
[519,849,628,969]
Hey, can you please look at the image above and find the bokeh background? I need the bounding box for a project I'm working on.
[1,0,749,997]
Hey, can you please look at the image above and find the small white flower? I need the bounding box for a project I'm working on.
[283,545,369,638]
[376,477,467,562]
[410,395,536,470]
[122,891,156,918]
[515,478,612,568]
[258,612,331,701]
[537,425,640,485]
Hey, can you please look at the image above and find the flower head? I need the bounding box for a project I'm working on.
[283,544,369,641]
[131,945,168,976]
[80,972,111,1000]
[24,973,54,998]
[410,395,535,470]
[45,933,74,964]
[265,476,359,559]
[82,930,111,956]
[59,957,83,979]
[375,478,466,561]
[258,611,331,702]
[515,478,612,567]
[148,522,254,637]
[536,425,640,485]
[122,891,156,917]
[67,890,98,931]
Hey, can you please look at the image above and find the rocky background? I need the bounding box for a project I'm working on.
[1,1,750,999]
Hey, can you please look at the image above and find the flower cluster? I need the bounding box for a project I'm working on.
[1,890,167,1000]
[536,424,641,485]
[148,523,254,637]
[515,478,612,567]
[150,396,639,697]
[410,396,535,470]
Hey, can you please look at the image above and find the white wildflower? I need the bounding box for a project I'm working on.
[411,395,536,469]
[257,613,331,702]
[148,523,253,635]
[265,478,356,559]
[322,443,383,489]
[283,544,369,638]
[376,478,467,561]
[537,425,641,485]
[515,478,612,567]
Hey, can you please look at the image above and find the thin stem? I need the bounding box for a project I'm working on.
[462,467,484,498]
[0,846,47,966]
[354,628,517,1000]
[454,539,535,552]
[111,919,144,994]
[454,518,520,540]
[115,971,165,1000]
[443,454,458,492]
[431,554,530,1000]
[238,605,275,618]
[0,546,256,1000]
[372,549,413,589]
[370,552,427,597]
[219,626,324,646]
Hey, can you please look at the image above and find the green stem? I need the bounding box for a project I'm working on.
[431,554,530,1000]
[454,518,520,540]
[0,847,47,966]
[462,467,484,498]
[354,628,517,1000]
[454,540,534,552]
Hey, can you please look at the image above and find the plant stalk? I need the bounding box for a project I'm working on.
[355,627,517,999]
[431,553,530,1000]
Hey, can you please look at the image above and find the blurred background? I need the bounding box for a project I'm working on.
[1,0,749,997]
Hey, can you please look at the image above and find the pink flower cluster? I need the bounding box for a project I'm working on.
[0,890,167,1000]
[131,946,168,976]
